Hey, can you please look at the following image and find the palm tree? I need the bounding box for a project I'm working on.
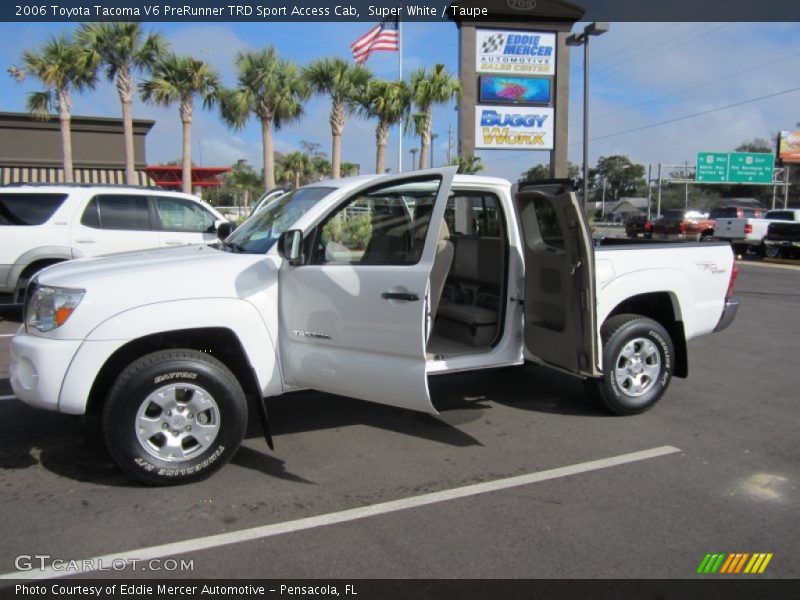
[140,54,222,194]
[359,79,409,174]
[451,155,484,175]
[283,151,310,189]
[410,64,460,170]
[340,162,359,177]
[304,57,371,179]
[220,47,308,191]
[8,35,97,183]
[76,22,167,186]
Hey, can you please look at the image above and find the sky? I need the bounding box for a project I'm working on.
[1,20,799,183]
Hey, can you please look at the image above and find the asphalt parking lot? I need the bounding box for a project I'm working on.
[0,259,798,581]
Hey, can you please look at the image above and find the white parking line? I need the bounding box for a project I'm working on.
[0,395,17,401]
[0,445,680,580]
[0,334,15,338]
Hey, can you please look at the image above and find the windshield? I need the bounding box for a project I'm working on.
[224,186,335,253]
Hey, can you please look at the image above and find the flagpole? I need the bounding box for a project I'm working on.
[398,15,403,173]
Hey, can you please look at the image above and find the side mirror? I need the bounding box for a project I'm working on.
[277,230,304,265]
[216,220,236,240]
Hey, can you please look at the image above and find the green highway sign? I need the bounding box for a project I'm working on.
[696,152,729,182]
[696,152,775,184]
[728,152,775,183]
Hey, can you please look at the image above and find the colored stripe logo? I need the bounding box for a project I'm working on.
[697,553,773,574]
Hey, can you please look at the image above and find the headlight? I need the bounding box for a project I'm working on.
[25,285,85,333]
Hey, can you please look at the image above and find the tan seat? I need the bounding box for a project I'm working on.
[428,220,454,331]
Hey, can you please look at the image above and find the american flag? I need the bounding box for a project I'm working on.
[350,17,399,65]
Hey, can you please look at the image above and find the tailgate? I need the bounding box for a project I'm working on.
[715,218,747,239]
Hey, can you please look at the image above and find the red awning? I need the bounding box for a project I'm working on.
[144,165,231,189]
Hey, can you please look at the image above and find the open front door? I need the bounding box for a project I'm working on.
[278,167,457,414]
[514,181,598,376]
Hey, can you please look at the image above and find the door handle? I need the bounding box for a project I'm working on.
[75,238,96,244]
[381,291,420,301]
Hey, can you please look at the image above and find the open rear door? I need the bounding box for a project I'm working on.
[514,181,598,376]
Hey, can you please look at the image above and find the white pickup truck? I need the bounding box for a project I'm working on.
[713,209,800,257]
[10,169,739,485]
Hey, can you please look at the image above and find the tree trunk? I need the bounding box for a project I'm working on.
[294,171,300,189]
[375,120,389,175]
[180,100,193,195]
[117,66,136,186]
[58,89,73,183]
[262,117,275,190]
[330,99,345,179]
[418,109,432,170]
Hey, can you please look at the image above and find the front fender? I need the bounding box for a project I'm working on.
[58,298,282,414]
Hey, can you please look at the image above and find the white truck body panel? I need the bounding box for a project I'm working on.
[10,172,735,419]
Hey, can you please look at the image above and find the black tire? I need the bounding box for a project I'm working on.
[699,233,714,242]
[584,314,675,415]
[763,244,781,259]
[103,349,247,485]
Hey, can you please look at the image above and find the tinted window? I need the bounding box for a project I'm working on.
[155,196,215,232]
[663,210,686,220]
[0,193,67,226]
[709,207,737,219]
[445,193,502,238]
[81,195,151,230]
[532,197,565,249]
[313,179,440,265]
[766,211,793,220]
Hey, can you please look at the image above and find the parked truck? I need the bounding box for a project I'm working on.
[10,169,739,485]
[763,220,800,258]
[713,209,800,257]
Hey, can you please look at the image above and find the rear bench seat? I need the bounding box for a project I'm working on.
[436,236,503,347]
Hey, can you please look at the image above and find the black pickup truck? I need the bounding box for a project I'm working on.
[763,221,800,258]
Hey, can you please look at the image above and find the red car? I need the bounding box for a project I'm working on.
[652,209,715,242]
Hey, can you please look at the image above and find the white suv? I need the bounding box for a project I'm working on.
[0,184,229,303]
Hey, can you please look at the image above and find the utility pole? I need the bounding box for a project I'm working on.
[646,164,652,220]
[656,163,663,219]
[785,165,791,209]
[410,148,418,172]
[601,178,606,219]
[684,160,689,210]
[446,124,453,165]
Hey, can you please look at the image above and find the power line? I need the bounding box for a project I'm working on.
[590,23,682,67]
[589,0,769,83]
[482,86,800,165]
[592,49,800,122]
[578,86,800,145]
[592,23,732,82]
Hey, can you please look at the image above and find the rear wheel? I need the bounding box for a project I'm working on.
[103,349,247,485]
[764,244,782,259]
[584,314,674,415]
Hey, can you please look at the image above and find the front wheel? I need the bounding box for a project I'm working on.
[103,349,247,485]
[584,314,675,415]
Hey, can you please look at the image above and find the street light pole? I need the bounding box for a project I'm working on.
[430,133,439,168]
[567,22,610,207]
